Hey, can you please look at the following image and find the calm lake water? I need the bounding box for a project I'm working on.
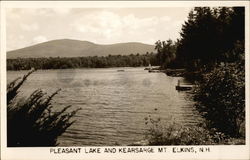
[7,67,201,146]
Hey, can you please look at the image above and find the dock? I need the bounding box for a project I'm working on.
[148,69,160,73]
[176,80,193,91]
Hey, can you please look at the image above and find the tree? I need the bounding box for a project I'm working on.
[154,39,177,68]
[7,69,81,146]
[177,7,245,70]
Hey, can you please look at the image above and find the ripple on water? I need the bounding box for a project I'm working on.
[7,68,202,146]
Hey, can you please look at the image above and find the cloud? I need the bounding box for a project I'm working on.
[72,11,159,38]
[6,8,190,50]
[70,10,177,43]
[20,23,39,31]
[33,36,48,44]
[71,11,121,39]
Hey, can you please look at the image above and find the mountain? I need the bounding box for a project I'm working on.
[7,39,155,59]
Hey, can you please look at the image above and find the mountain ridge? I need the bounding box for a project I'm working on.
[7,39,155,59]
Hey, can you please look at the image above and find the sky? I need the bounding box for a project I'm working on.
[6,8,192,51]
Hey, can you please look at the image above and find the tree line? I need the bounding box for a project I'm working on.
[7,53,158,70]
[155,7,244,71]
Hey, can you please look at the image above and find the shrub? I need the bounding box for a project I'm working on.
[7,69,81,146]
[194,61,245,137]
[144,115,227,145]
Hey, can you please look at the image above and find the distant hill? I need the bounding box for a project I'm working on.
[7,39,155,59]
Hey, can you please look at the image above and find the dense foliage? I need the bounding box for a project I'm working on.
[177,7,244,70]
[154,39,179,69]
[7,53,158,70]
[186,7,246,138]
[194,61,245,137]
[153,7,244,70]
[7,69,81,146]
[144,115,228,145]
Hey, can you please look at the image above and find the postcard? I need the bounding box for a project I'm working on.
[1,1,249,160]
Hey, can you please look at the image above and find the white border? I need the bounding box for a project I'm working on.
[1,1,250,160]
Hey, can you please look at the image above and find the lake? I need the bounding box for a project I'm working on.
[7,67,202,146]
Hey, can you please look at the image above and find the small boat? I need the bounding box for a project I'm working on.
[144,63,152,70]
[176,80,193,91]
[117,69,125,72]
[146,63,161,73]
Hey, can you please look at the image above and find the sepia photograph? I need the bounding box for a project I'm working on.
[1,1,249,160]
